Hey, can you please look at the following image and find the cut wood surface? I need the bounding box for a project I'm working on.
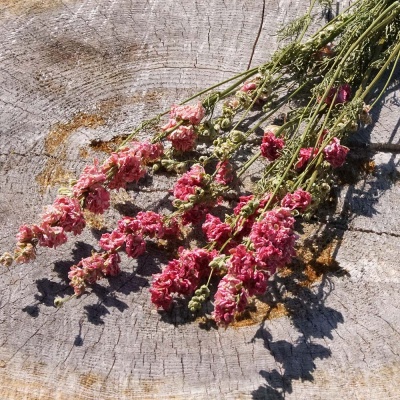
[0,1,399,399]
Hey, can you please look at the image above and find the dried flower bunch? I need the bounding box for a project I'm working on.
[2,0,400,326]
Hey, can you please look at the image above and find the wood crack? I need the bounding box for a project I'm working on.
[247,0,266,70]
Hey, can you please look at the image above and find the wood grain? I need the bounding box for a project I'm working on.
[0,1,399,399]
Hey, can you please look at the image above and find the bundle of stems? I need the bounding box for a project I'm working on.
[2,0,400,326]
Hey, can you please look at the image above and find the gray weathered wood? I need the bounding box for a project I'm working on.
[0,1,399,399]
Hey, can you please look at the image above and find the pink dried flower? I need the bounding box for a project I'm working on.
[16,225,35,243]
[212,275,248,326]
[167,125,197,152]
[130,141,164,163]
[14,242,36,264]
[227,245,268,296]
[260,132,285,161]
[161,217,181,238]
[84,184,110,214]
[240,82,257,92]
[68,253,106,295]
[182,204,209,225]
[202,214,232,245]
[99,230,126,252]
[117,217,142,234]
[73,159,107,198]
[295,147,318,171]
[102,148,145,190]
[325,84,351,105]
[32,223,67,249]
[323,137,349,168]
[104,253,121,276]
[281,189,312,212]
[135,211,164,239]
[125,233,146,258]
[215,160,234,185]
[170,102,205,125]
[250,208,297,271]
[173,164,205,201]
[150,248,216,310]
[41,196,86,235]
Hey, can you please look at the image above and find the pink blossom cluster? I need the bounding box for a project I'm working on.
[173,164,206,201]
[72,159,110,214]
[167,126,196,152]
[233,193,273,238]
[202,214,232,246]
[68,252,121,296]
[99,211,180,259]
[13,196,86,262]
[260,132,285,161]
[249,207,297,274]
[281,189,312,212]
[172,164,215,224]
[213,244,269,326]
[162,103,206,152]
[213,207,297,326]
[150,248,217,310]
[102,141,164,190]
[323,137,349,168]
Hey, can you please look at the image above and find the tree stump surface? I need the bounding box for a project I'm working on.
[0,1,399,399]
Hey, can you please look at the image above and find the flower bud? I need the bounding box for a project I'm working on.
[321,183,331,192]
[220,118,231,130]
[152,163,160,172]
[0,252,14,267]
[175,163,187,174]
[230,130,245,143]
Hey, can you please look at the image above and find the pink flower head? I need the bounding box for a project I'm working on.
[167,125,197,152]
[150,248,216,310]
[227,245,268,296]
[104,252,121,276]
[125,233,146,258]
[130,141,164,163]
[99,230,126,252]
[281,189,312,212]
[173,164,205,201]
[240,82,257,92]
[202,214,232,245]
[182,204,209,225]
[325,84,351,105]
[170,102,205,125]
[41,196,86,235]
[135,211,164,239]
[260,132,285,161]
[295,147,318,171]
[323,137,349,168]
[68,253,106,295]
[73,159,107,199]
[16,225,35,243]
[215,160,234,185]
[161,217,181,238]
[161,118,178,132]
[250,208,297,271]
[212,274,249,326]
[102,148,145,190]
[117,217,142,235]
[32,223,67,249]
[84,184,110,214]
